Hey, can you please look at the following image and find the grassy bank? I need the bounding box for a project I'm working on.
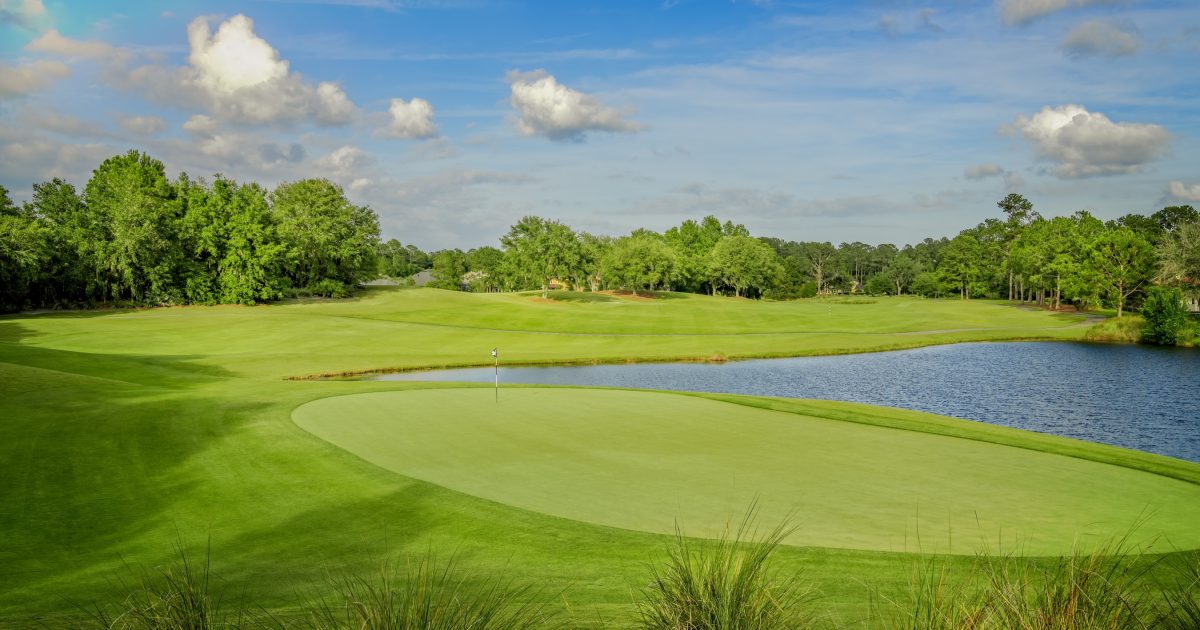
[1,288,1192,627]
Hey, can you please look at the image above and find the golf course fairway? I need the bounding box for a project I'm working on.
[3,289,1198,625]
[294,387,1200,557]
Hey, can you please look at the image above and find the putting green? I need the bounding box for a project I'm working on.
[294,387,1200,556]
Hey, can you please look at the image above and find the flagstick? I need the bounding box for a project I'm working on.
[493,348,499,403]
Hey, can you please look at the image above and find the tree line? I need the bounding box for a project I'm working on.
[395,195,1198,318]
[3,151,1199,323]
[1,151,379,311]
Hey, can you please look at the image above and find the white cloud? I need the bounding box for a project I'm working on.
[1007,104,1169,178]
[21,107,108,136]
[0,59,69,98]
[182,114,219,135]
[316,145,375,179]
[377,97,438,139]
[1168,181,1200,202]
[176,14,357,125]
[117,115,166,135]
[965,163,1005,179]
[998,0,1126,26]
[0,0,45,28]
[29,15,358,126]
[507,69,643,141]
[25,28,121,60]
[1061,20,1140,57]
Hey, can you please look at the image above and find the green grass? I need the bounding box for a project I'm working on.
[294,387,1200,556]
[0,287,1193,627]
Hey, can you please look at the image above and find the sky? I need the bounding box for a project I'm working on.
[1,0,1198,250]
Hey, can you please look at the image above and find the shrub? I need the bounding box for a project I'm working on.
[1140,286,1189,345]
[798,281,818,298]
[307,279,351,298]
[1083,315,1143,343]
[864,275,893,296]
[636,510,818,630]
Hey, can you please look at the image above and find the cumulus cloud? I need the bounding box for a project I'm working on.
[117,115,166,135]
[507,69,643,141]
[174,14,357,125]
[30,15,358,126]
[0,0,45,29]
[377,97,438,139]
[1007,104,1169,178]
[0,59,69,98]
[182,114,219,135]
[25,28,121,60]
[316,145,375,179]
[998,0,1126,26]
[1061,20,1140,57]
[1168,181,1200,202]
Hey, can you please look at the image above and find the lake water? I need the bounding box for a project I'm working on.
[372,342,1200,463]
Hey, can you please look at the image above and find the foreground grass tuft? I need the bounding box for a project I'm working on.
[73,544,247,630]
[272,554,559,630]
[875,538,1200,630]
[636,509,819,630]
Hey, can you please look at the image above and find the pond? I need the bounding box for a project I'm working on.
[371,342,1200,463]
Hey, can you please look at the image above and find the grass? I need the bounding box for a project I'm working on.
[278,553,559,630]
[293,388,1200,556]
[636,509,819,630]
[0,287,1194,627]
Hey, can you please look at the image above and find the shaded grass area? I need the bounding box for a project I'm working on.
[0,288,1189,627]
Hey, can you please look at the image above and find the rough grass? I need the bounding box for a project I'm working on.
[0,288,1184,627]
[636,509,819,630]
[1084,315,1144,343]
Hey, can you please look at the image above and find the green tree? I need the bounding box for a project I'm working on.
[997,194,1040,301]
[500,216,581,297]
[601,234,677,293]
[0,187,47,311]
[796,242,838,294]
[1089,227,1154,318]
[937,234,983,299]
[664,216,725,294]
[271,178,380,290]
[430,249,468,290]
[377,240,429,279]
[84,151,182,304]
[708,235,783,298]
[910,271,940,297]
[1157,221,1200,303]
[1152,205,1199,235]
[881,254,921,296]
[864,274,893,295]
[22,178,91,306]
[1139,286,1189,345]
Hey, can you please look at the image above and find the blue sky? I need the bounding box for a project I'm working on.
[1,0,1198,249]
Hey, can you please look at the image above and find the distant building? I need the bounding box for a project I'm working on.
[408,270,434,287]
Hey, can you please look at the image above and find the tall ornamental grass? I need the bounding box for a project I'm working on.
[636,509,819,630]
